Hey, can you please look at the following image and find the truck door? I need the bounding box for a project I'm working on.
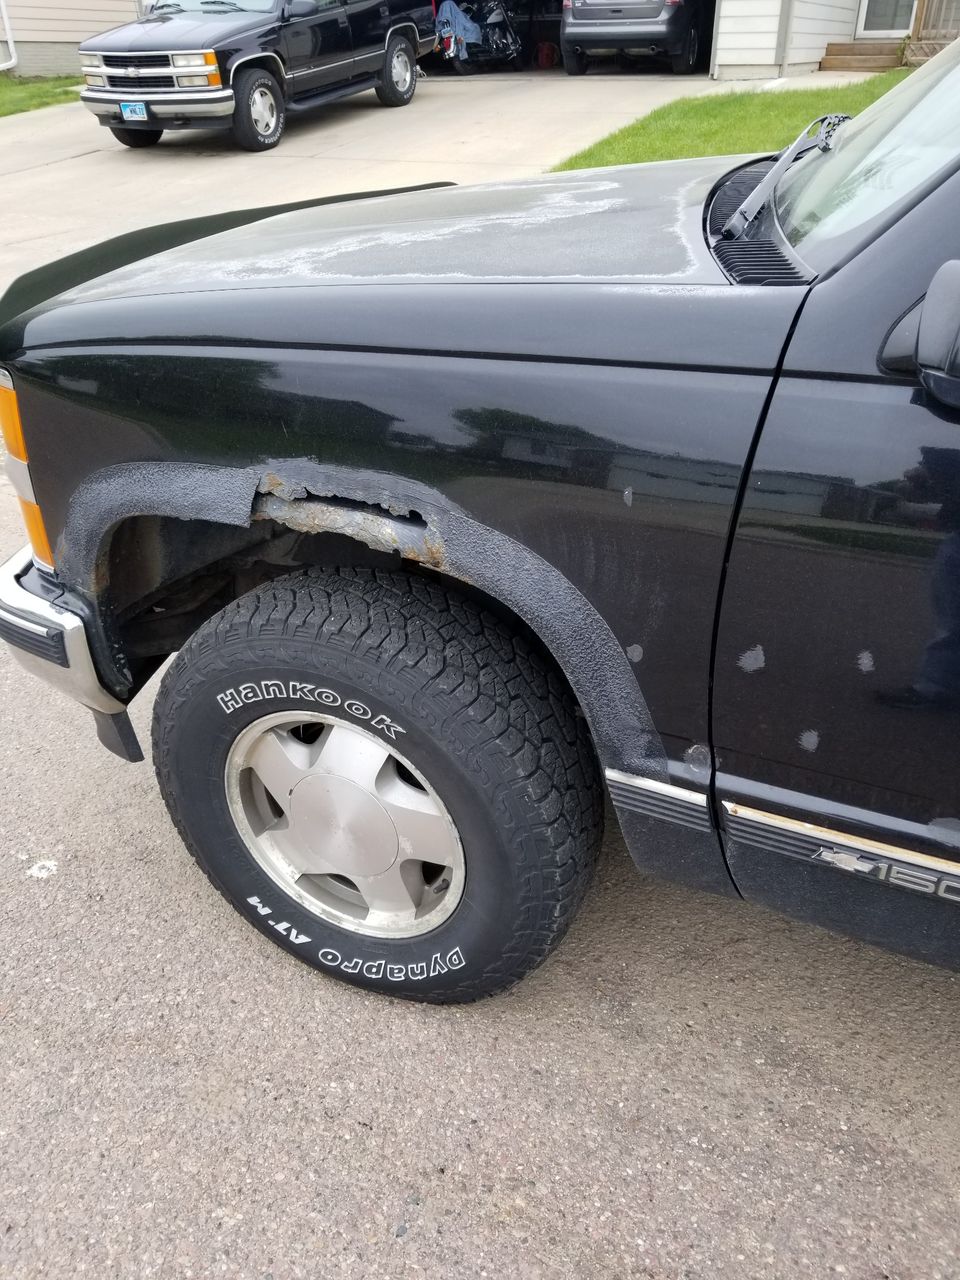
[712,166,960,968]
[341,0,388,74]
[281,0,353,91]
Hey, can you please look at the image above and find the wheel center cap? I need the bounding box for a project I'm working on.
[289,773,398,877]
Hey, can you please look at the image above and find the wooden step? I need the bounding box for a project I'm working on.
[823,39,902,56]
[820,53,901,69]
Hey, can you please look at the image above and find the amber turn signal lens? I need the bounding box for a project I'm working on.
[0,383,27,463]
[18,498,54,568]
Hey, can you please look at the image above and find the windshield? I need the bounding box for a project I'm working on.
[775,39,960,271]
[151,0,277,12]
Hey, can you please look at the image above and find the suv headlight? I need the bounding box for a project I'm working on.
[79,52,102,71]
[172,52,213,67]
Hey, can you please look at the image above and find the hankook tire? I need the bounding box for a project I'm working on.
[152,568,604,1002]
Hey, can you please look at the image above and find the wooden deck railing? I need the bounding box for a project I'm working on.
[908,0,960,61]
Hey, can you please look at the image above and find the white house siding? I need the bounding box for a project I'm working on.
[787,0,859,72]
[711,0,859,78]
[711,0,784,79]
[3,0,136,75]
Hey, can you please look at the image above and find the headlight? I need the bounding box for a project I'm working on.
[177,74,210,87]
[84,74,106,87]
[79,53,102,71]
[173,52,210,67]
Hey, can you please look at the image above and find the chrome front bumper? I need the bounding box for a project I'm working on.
[80,87,236,119]
[0,546,123,715]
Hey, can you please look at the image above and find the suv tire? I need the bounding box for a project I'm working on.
[562,45,588,75]
[231,67,286,150]
[152,568,604,1003]
[109,127,163,147]
[670,20,699,73]
[376,34,418,106]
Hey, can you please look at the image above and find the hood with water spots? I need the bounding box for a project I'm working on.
[52,158,740,303]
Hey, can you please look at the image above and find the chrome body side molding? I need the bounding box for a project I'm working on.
[604,769,711,832]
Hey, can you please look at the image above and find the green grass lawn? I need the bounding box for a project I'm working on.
[0,73,82,118]
[555,69,910,170]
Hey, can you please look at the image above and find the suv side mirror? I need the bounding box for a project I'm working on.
[286,0,319,16]
[917,260,960,411]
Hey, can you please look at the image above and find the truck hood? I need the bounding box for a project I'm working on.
[79,11,272,53]
[2,159,806,371]
[47,156,744,305]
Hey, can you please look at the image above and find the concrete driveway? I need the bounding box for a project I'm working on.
[5,65,958,1280]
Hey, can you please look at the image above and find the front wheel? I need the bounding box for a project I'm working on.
[152,569,603,1002]
[376,34,418,106]
[109,127,163,148]
[670,21,699,73]
[231,67,285,150]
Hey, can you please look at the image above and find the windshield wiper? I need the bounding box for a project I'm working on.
[200,0,246,8]
[721,113,850,241]
[152,2,185,10]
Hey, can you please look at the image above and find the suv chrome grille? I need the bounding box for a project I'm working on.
[102,53,172,69]
[105,73,177,90]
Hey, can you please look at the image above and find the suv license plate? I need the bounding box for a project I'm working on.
[120,102,148,121]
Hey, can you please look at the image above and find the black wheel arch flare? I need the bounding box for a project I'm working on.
[58,459,668,784]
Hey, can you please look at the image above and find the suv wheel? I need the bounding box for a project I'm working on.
[670,20,699,73]
[231,67,285,150]
[153,568,603,1002]
[376,34,418,107]
[562,45,588,75]
[109,127,163,148]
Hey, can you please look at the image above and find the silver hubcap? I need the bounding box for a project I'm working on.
[250,86,277,135]
[391,47,413,93]
[225,712,465,937]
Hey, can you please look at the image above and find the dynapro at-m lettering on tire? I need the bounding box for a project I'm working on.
[152,567,603,1002]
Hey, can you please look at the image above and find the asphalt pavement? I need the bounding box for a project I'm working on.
[3,67,958,1280]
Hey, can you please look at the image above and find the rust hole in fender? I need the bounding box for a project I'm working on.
[251,492,448,571]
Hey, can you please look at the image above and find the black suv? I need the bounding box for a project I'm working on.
[3,47,960,1003]
[78,0,436,151]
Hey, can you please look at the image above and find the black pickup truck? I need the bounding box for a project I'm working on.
[2,48,960,1002]
[78,0,434,151]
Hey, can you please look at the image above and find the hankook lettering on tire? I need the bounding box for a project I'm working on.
[217,681,405,740]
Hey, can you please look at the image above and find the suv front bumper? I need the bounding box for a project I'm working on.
[80,87,235,127]
[0,547,143,761]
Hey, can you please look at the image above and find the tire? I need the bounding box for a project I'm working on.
[152,568,603,1003]
[670,20,699,73]
[109,127,163,148]
[231,67,285,151]
[562,45,588,75]
[451,55,478,74]
[375,34,418,106]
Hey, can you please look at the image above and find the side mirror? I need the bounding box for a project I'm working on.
[917,260,960,411]
[286,0,319,16]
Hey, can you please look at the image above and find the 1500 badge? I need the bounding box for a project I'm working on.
[813,846,960,903]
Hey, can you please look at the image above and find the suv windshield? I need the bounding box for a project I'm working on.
[775,39,960,271]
